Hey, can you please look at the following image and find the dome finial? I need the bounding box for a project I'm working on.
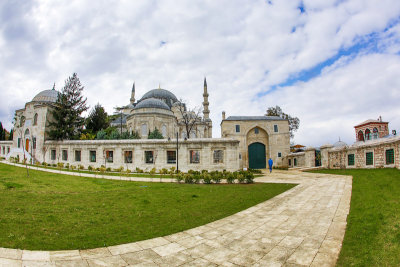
[158,83,161,89]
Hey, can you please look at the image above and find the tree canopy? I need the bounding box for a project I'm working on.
[48,73,88,140]
[85,103,109,134]
[175,100,202,139]
[265,106,300,139]
[148,128,164,139]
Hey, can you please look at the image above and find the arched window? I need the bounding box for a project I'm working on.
[33,113,38,125]
[161,125,167,137]
[365,129,371,140]
[141,124,147,137]
[24,129,30,136]
[358,130,364,141]
[373,127,378,139]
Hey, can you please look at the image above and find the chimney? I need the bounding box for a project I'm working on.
[222,111,226,120]
[379,115,382,122]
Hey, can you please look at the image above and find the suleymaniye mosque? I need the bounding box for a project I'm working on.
[0,79,291,172]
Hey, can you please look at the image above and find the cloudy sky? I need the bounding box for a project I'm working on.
[1,0,400,146]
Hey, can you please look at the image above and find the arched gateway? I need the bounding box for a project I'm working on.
[248,142,266,169]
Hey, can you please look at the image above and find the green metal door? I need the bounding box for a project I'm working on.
[248,142,266,169]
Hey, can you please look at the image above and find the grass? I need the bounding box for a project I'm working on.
[311,168,400,267]
[0,163,295,250]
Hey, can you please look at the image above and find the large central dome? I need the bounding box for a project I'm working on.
[139,88,178,108]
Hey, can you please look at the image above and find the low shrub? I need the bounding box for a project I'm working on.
[226,173,235,184]
[193,174,201,184]
[237,173,245,183]
[106,167,111,172]
[70,165,76,170]
[202,173,212,184]
[248,168,262,174]
[184,173,194,184]
[136,167,144,173]
[79,165,84,170]
[175,173,183,183]
[88,165,93,171]
[57,162,64,169]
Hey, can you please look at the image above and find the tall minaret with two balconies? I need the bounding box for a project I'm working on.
[130,82,135,104]
[203,77,212,137]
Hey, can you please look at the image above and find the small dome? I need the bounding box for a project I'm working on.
[333,140,347,147]
[134,98,170,110]
[32,89,59,103]
[140,88,178,108]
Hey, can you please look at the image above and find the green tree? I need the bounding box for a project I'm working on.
[265,106,300,139]
[0,122,4,140]
[148,128,164,139]
[49,73,89,140]
[8,128,13,140]
[85,103,109,134]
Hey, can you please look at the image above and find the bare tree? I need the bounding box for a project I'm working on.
[175,100,203,139]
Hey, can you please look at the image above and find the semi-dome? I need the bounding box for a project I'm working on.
[32,89,59,103]
[134,98,170,110]
[140,88,178,108]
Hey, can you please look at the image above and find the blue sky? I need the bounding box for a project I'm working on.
[1,0,400,146]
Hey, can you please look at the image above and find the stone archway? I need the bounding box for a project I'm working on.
[246,126,269,168]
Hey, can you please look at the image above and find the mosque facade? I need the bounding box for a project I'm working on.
[0,79,291,171]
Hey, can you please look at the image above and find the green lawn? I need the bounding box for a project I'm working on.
[0,163,295,250]
[311,168,400,267]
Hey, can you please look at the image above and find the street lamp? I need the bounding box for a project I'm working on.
[176,132,179,172]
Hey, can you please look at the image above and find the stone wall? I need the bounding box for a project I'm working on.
[41,138,240,172]
[324,136,400,169]
[0,141,13,158]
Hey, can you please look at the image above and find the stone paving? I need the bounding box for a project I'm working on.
[0,164,352,267]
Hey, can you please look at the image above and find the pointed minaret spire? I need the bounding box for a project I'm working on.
[52,82,55,90]
[202,77,210,120]
[130,81,135,104]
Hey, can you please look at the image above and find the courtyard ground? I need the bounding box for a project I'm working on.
[0,163,351,266]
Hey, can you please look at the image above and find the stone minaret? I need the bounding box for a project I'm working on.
[130,82,135,104]
[203,77,210,120]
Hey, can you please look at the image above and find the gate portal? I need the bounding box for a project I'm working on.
[248,142,266,169]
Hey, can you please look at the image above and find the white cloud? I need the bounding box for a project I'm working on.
[0,0,399,147]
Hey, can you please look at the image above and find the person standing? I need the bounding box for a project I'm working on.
[268,158,273,173]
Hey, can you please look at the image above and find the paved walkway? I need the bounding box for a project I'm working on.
[0,164,352,267]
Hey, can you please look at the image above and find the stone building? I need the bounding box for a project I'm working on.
[112,79,212,139]
[286,117,399,170]
[221,112,290,169]
[2,79,291,171]
[354,116,389,141]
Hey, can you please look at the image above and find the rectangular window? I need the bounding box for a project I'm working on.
[294,158,297,166]
[51,149,56,160]
[7,147,10,153]
[145,151,154,163]
[348,154,355,166]
[278,152,282,157]
[90,151,96,162]
[274,125,278,132]
[2,147,4,154]
[235,125,240,133]
[32,137,36,149]
[213,150,224,164]
[62,149,68,161]
[386,149,394,165]
[167,150,176,164]
[75,150,81,162]
[366,152,373,166]
[106,151,114,163]
[254,128,259,134]
[190,150,200,164]
[288,159,292,166]
[124,151,133,163]
[18,138,21,148]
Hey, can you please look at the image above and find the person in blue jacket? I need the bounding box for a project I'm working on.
[268,158,273,173]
